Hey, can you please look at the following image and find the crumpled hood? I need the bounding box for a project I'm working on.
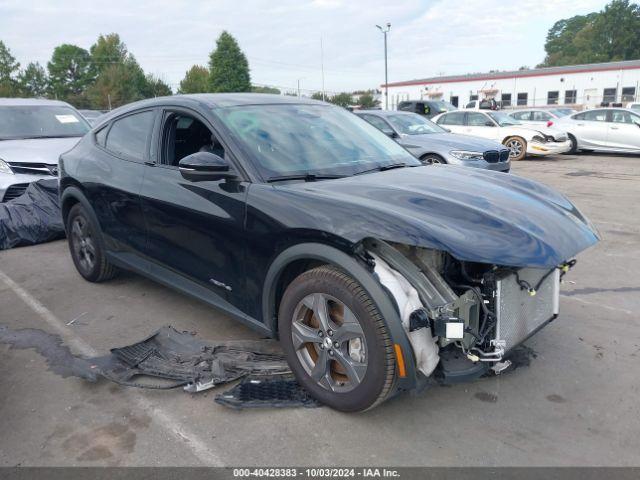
[403,133,507,151]
[0,137,81,164]
[259,165,599,268]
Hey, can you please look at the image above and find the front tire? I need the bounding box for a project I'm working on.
[504,136,527,161]
[567,134,578,154]
[420,153,446,165]
[66,203,117,282]
[278,266,396,412]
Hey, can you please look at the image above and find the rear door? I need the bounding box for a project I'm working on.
[571,110,609,149]
[139,106,249,308]
[434,111,466,134]
[85,109,156,254]
[606,110,640,151]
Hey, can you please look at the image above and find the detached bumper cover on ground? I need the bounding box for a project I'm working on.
[0,179,63,250]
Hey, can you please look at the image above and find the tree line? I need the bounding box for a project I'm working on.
[540,0,640,67]
[0,33,172,109]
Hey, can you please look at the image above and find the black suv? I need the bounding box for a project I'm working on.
[59,94,597,411]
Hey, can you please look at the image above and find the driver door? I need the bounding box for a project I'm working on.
[139,106,249,307]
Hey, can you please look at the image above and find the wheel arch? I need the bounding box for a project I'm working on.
[60,185,101,236]
[261,241,418,392]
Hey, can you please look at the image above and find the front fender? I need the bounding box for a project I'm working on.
[262,242,418,392]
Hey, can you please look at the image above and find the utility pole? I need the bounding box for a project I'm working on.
[376,22,391,109]
[320,36,326,101]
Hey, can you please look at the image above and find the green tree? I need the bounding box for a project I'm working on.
[357,93,378,109]
[0,40,20,96]
[89,33,128,78]
[18,62,48,97]
[328,92,353,108]
[208,31,251,92]
[142,74,172,97]
[178,65,209,93]
[310,92,325,101]
[47,44,93,102]
[540,0,640,67]
[251,85,280,94]
[85,59,144,109]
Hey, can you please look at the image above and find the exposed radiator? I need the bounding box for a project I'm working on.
[495,268,560,352]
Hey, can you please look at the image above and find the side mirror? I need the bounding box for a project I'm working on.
[178,152,235,181]
[384,130,398,139]
[485,121,495,127]
[442,127,451,132]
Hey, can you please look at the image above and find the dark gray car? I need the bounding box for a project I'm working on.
[356,110,511,172]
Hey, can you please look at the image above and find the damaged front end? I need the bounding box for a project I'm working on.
[362,238,573,385]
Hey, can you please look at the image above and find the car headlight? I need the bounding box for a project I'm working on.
[0,159,13,175]
[449,150,484,160]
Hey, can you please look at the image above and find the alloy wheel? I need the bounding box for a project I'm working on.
[71,215,96,273]
[506,139,523,158]
[291,293,367,392]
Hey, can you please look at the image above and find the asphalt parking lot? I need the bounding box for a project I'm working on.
[1,153,639,467]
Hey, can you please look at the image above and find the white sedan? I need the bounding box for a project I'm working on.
[432,110,571,161]
[508,108,576,128]
[554,108,640,154]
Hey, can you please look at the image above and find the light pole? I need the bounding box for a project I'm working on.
[376,22,391,109]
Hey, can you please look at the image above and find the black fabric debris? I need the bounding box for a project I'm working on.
[0,179,64,250]
[215,375,321,409]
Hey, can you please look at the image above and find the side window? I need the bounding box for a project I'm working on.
[161,112,224,167]
[105,111,155,161]
[532,111,552,121]
[467,112,489,126]
[361,115,394,135]
[581,110,608,122]
[397,102,412,112]
[610,110,638,124]
[437,112,465,126]
[94,126,108,147]
[511,111,531,121]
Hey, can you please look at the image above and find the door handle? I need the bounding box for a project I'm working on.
[576,123,584,126]
[144,161,156,166]
[610,126,619,130]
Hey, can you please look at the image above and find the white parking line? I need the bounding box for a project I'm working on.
[0,268,223,467]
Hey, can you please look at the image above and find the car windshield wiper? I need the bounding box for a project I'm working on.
[354,163,409,176]
[266,173,346,183]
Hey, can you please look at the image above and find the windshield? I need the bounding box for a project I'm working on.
[214,104,420,180]
[551,108,575,117]
[431,100,457,113]
[387,113,446,135]
[486,111,519,127]
[0,106,90,140]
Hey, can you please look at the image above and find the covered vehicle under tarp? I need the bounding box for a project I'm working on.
[0,179,64,250]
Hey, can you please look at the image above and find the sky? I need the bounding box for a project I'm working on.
[0,0,610,94]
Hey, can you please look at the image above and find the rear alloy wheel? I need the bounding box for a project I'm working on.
[67,203,117,282]
[504,136,527,161]
[278,266,396,412]
[421,154,446,165]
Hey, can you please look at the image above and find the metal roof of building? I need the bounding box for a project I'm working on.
[384,59,640,88]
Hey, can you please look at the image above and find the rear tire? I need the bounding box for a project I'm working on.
[504,136,527,161]
[66,203,117,282]
[278,266,396,412]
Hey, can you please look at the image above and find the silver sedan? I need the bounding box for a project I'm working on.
[355,110,511,172]
[0,98,89,201]
[554,108,640,154]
